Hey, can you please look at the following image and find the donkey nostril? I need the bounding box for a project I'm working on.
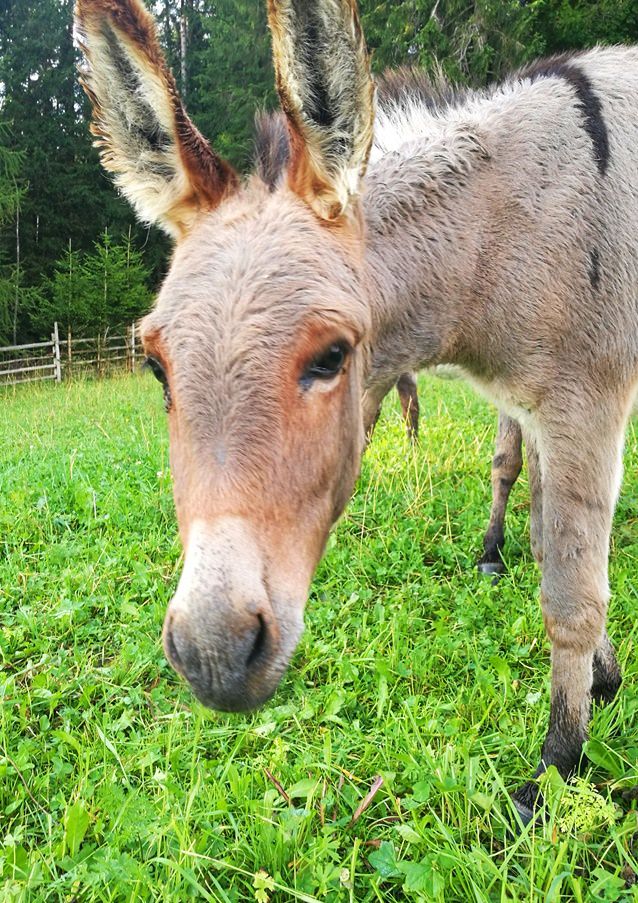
[246,613,268,668]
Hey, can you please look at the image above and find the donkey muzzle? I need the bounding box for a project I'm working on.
[162,517,303,711]
[163,601,283,711]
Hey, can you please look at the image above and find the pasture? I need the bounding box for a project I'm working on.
[1,373,637,902]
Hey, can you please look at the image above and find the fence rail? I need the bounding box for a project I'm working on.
[0,322,143,386]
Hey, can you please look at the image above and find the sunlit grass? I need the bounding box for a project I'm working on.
[1,374,637,901]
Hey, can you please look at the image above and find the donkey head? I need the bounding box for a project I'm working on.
[75,0,376,711]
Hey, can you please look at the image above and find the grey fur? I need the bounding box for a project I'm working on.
[364,47,637,795]
[80,0,635,811]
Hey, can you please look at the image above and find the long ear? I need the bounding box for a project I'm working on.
[75,0,238,239]
[268,0,375,223]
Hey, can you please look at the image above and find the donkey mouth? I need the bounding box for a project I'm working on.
[187,667,283,713]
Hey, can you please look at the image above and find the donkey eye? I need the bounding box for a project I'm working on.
[304,343,349,382]
[144,356,172,411]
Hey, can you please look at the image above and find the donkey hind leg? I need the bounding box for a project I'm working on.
[396,372,419,441]
[525,428,543,565]
[478,413,523,574]
[512,403,626,824]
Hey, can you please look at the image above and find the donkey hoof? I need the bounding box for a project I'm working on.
[510,780,542,831]
[477,560,505,578]
[512,798,535,829]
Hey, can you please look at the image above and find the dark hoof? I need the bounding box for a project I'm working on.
[512,798,535,829]
[510,780,542,831]
[478,560,505,584]
[478,561,505,576]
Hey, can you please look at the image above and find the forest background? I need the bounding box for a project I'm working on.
[1,0,637,346]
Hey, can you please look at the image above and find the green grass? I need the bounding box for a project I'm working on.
[1,373,637,902]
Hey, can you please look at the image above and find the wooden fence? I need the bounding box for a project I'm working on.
[0,323,143,386]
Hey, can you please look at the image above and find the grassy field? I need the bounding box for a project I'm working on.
[1,373,637,902]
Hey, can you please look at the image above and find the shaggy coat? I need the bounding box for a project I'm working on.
[76,0,634,823]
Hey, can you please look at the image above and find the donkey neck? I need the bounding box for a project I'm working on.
[361,123,493,393]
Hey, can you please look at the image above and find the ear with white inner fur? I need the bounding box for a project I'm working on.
[267,0,375,223]
[75,0,238,239]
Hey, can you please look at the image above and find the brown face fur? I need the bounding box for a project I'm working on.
[141,184,371,709]
[76,0,376,709]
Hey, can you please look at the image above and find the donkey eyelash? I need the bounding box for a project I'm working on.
[144,355,173,412]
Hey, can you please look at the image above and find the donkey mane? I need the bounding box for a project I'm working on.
[375,66,470,114]
[370,48,613,196]
[253,68,470,193]
[254,54,604,194]
[520,52,610,175]
[253,110,290,191]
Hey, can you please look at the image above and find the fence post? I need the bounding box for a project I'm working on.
[67,327,72,380]
[130,321,136,373]
[52,322,62,383]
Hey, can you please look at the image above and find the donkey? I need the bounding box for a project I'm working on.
[76,0,633,823]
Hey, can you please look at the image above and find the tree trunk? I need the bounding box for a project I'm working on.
[180,0,188,99]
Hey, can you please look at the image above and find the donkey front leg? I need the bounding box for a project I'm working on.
[364,376,416,443]
[520,432,620,703]
[512,404,626,823]
[478,413,523,574]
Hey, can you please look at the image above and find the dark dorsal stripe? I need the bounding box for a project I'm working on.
[523,54,610,176]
